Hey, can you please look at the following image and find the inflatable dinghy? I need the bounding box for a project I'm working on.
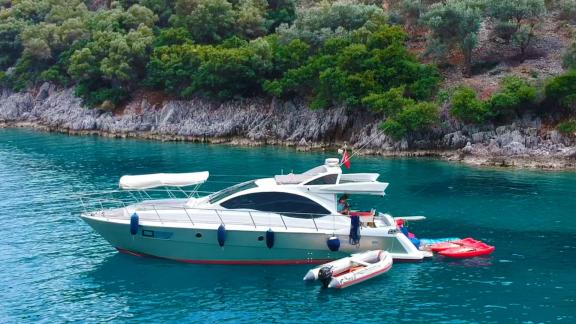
[303,250,392,289]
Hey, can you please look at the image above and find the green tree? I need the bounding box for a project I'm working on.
[0,17,24,69]
[154,27,193,47]
[487,0,546,58]
[545,70,576,112]
[421,0,482,76]
[362,86,414,116]
[68,24,156,107]
[146,40,272,98]
[266,0,296,32]
[381,101,439,140]
[450,86,489,123]
[276,2,386,48]
[119,0,175,26]
[266,24,440,109]
[171,0,235,43]
[235,0,268,39]
[488,76,537,119]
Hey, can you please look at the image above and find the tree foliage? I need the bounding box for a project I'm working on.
[421,0,482,76]
[171,0,236,43]
[275,2,387,48]
[451,76,538,124]
[487,0,546,58]
[382,101,439,140]
[545,70,576,112]
[450,86,489,123]
[147,40,272,98]
[266,24,440,109]
[0,0,569,140]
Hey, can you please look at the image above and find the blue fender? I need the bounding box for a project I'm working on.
[217,224,227,247]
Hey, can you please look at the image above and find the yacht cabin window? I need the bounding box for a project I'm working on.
[220,192,330,218]
[304,174,338,185]
[208,180,258,204]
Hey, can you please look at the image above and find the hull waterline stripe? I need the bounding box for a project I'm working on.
[116,248,332,265]
[116,248,422,265]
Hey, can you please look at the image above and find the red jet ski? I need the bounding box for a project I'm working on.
[431,238,495,258]
[429,238,478,252]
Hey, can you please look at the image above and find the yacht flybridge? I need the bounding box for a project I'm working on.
[80,158,428,264]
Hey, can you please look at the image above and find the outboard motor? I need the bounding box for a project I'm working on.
[318,266,334,288]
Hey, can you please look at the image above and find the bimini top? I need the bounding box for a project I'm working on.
[119,171,209,189]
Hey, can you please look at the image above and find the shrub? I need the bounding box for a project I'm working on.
[493,21,517,42]
[362,86,414,116]
[399,0,425,24]
[75,80,129,109]
[563,43,576,70]
[396,101,439,131]
[556,120,576,135]
[381,118,407,140]
[421,0,482,76]
[545,70,576,111]
[381,101,439,140]
[488,76,537,118]
[450,86,489,123]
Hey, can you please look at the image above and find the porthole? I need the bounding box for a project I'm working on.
[195,233,202,238]
[257,236,264,241]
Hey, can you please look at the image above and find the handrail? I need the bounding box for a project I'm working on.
[78,189,356,232]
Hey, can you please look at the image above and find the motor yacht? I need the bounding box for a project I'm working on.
[80,158,428,264]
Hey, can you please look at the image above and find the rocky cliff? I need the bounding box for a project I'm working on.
[1,83,575,169]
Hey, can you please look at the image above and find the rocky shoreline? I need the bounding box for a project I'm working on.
[1,83,575,169]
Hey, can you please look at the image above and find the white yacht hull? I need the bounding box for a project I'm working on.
[82,215,425,264]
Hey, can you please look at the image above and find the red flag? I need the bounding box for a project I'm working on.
[342,150,351,169]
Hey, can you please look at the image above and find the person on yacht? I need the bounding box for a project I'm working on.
[338,194,350,215]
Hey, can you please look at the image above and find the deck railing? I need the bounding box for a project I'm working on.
[78,190,365,232]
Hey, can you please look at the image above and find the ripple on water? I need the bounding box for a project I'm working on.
[1,129,575,323]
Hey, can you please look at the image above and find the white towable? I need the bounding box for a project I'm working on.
[303,250,393,289]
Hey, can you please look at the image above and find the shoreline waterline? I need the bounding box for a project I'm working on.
[2,122,575,171]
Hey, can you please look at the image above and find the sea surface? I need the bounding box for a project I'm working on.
[0,128,575,323]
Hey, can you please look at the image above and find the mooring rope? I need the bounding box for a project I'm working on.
[339,127,387,167]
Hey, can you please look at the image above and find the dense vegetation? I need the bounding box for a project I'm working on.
[0,0,575,138]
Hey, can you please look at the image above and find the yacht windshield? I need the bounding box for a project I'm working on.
[208,180,257,204]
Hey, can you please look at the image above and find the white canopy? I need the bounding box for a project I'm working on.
[119,171,209,189]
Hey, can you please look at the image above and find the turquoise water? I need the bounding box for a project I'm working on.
[1,128,575,323]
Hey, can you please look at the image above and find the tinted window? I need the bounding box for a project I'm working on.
[209,180,257,204]
[305,174,338,185]
[220,192,330,218]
